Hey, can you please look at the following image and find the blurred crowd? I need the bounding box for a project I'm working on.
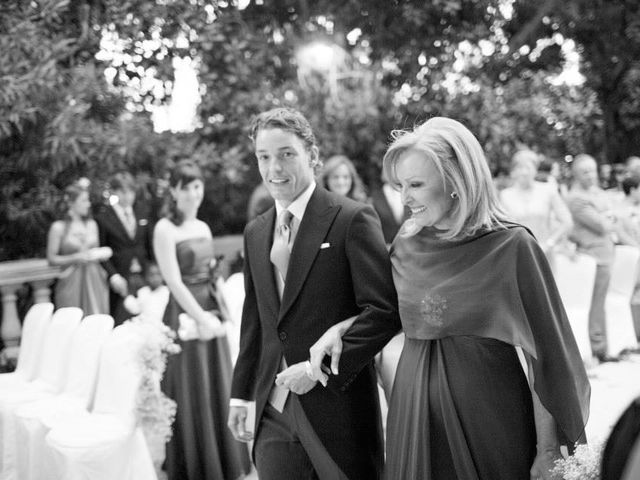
[45,152,640,360]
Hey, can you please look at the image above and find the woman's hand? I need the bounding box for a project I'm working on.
[87,246,113,262]
[530,449,561,480]
[197,311,226,341]
[308,316,357,385]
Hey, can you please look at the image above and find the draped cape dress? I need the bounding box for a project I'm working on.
[385,224,590,480]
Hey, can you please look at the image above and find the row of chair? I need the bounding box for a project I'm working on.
[0,304,157,480]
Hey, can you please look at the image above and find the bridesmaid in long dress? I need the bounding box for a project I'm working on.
[47,180,111,314]
[153,160,251,480]
[308,118,590,480]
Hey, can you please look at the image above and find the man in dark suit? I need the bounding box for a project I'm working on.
[227,108,401,479]
[370,170,408,244]
[95,172,152,325]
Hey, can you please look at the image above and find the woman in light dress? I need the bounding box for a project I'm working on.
[500,150,573,257]
[47,180,111,314]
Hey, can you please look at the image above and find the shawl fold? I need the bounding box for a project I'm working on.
[391,223,590,445]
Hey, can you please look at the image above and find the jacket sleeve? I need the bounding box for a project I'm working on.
[96,214,118,278]
[327,205,402,391]
[567,196,613,235]
[230,228,262,401]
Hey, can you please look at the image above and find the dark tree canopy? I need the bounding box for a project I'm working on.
[1,0,634,261]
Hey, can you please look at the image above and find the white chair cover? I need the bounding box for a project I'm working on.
[0,307,82,478]
[0,303,53,389]
[554,252,597,362]
[10,314,114,480]
[605,245,640,356]
[45,322,156,480]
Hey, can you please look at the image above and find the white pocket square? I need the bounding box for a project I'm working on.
[320,243,331,249]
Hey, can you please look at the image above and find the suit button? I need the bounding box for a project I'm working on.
[279,331,287,341]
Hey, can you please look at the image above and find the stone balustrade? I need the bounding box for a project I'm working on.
[0,236,243,361]
[0,259,61,359]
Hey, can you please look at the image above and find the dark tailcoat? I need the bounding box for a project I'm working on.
[231,187,401,479]
[95,203,152,324]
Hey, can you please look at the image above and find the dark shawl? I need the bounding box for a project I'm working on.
[390,223,590,446]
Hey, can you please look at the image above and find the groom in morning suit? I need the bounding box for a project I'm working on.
[228,108,401,479]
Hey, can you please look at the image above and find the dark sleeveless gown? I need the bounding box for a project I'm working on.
[161,237,251,480]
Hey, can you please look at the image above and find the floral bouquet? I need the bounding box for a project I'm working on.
[127,317,181,468]
[551,441,603,480]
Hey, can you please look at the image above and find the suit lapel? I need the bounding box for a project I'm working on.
[250,209,280,321]
[108,206,132,242]
[279,189,340,323]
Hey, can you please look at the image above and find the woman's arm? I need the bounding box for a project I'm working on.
[308,316,357,381]
[46,222,88,267]
[546,191,573,249]
[525,353,561,480]
[153,220,222,337]
[276,315,357,392]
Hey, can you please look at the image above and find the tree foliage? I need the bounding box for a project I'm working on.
[2,0,631,262]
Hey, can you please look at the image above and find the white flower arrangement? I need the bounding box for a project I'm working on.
[127,316,181,443]
[551,441,604,480]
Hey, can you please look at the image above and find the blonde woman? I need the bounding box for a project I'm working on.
[500,150,573,255]
[308,118,589,480]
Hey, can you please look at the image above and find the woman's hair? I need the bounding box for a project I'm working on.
[622,175,640,196]
[319,155,368,202]
[162,159,204,225]
[62,180,91,222]
[382,117,506,240]
[510,149,540,172]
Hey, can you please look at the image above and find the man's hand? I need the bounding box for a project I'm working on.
[109,274,128,297]
[227,406,253,443]
[275,362,317,395]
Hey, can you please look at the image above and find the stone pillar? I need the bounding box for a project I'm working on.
[0,284,22,348]
[31,279,53,304]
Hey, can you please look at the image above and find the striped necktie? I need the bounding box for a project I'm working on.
[270,209,294,282]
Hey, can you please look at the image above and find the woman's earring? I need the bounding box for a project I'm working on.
[450,192,459,199]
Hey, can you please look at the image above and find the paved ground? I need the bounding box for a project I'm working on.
[584,352,640,443]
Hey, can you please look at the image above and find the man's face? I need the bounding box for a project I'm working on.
[114,187,136,208]
[573,158,598,189]
[255,128,317,207]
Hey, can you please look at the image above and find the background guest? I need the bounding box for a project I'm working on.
[500,149,573,257]
[566,154,619,362]
[95,171,153,325]
[47,180,111,314]
[246,182,274,222]
[154,160,250,480]
[319,154,368,202]
[370,168,408,244]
